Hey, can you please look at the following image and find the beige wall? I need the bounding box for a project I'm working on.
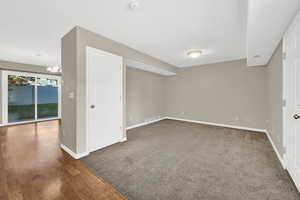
[61,28,78,152]
[126,67,165,127]
[266,42,284,156]
[165,59,268,130]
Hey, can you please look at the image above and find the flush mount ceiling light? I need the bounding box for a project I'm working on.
[187,50,202,58]
[47,65,62,73]
[129,0,139,10]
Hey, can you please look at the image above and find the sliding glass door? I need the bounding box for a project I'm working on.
[37,78,59,119]
[2,71,61,125]
[8,75,36,123]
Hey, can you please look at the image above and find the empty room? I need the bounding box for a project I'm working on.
[1,0,300,200]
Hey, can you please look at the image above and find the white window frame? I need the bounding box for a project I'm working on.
[1,70,61,126]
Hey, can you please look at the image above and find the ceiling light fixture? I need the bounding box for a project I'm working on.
[187,50,202,58]
[129,0,139,10]
[47,65,62,73]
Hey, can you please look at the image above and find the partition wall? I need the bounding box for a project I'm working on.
[1,71,61,125]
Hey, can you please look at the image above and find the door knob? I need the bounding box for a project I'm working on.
[293,114,300,119]
[90,105,95,109]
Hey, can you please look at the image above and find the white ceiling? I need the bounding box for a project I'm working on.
[0,0,247,68]
[247,0,300,66]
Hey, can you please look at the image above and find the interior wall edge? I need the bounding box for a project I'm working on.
[266,41,284,157]
[60,144,90,159]
[61,27,78,154]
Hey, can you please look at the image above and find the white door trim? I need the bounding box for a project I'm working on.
[282,34,288,169]
[282,10,300,192]
[282,11,300,164]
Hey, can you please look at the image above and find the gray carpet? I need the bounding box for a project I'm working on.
[82,119,300,200]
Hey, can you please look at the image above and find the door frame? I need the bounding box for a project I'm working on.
[282,10,300,191]
[85,46,125,154]
[282,37,288,167]
[1,70,61,126]
[283,10,300,166]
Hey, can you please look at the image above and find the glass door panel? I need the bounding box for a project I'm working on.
[37,78,59,119]
[8,75,35,123]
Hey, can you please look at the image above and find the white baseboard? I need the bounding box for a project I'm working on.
[166,117,266,133]
[126,117,167,130]
[165,116,286,170]
[265,131,286,169]
[60,144,89,159]
[120,137,127,142]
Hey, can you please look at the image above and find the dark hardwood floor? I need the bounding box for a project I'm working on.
[0,120,126,200]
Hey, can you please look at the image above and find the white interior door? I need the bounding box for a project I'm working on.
[86,47,123,153]
[284,11,300,191]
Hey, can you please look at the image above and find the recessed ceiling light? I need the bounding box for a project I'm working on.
[187,50,202,58]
